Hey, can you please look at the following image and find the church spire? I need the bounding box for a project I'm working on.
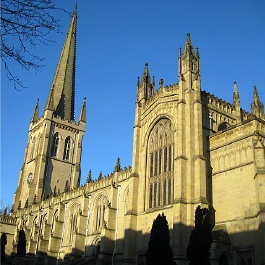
[183,33,195,57]
[45,7,77,120]
[251,86,264,119]
[31,98,39,123]
[78,97,86,123]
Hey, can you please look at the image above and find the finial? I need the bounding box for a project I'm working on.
[145,62,148,67]
[187,32,190,37]
[159,79,164,87]
[84,97,86,101]
[196,46,199,57]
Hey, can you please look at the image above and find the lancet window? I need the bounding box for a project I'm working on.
[51,132,59,157]
[63,137,71,160]
[148,119,174,209]
[94,195,107,232]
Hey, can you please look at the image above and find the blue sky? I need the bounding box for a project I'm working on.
[1,0,265,207]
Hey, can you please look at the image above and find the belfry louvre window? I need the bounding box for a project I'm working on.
[148,119,174,209]
[63,137,71,160]
[51,133,59,157]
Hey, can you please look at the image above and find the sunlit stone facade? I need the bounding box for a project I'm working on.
[1,10,265,265]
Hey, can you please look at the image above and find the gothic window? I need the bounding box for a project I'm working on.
[63,137,71,160]
[51,132,59,157]
[236,250,253,265]
[150,152,153,177]
[94,195,107,232]
[147,119,174,209]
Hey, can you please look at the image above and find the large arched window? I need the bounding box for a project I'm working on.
[148,119,174,209]
[94,195,107,232]
[63,137,71,160]
[51,132,59,157]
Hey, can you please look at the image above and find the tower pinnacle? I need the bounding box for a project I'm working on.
[251,86,264,119]
[31,98,39,123]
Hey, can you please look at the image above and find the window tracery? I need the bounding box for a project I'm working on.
[51,132,59,157]
[94,195,107,232]
[148,119,174,209]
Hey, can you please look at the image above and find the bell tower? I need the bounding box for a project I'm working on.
[13,8,86,210]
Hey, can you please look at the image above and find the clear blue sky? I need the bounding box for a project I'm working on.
[1,0,265,207]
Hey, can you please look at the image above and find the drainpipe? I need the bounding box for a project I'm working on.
[83,194,92,259]
[57,202,68,265]
[112,185,121,265]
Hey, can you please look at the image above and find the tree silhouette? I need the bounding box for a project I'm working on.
[186,206,212,265]
[1,0,69,90]
[1,233,7,263]
[147,213,176,265]
[17,230,26,257]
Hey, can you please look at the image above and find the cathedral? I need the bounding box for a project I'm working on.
[1,8,265,265]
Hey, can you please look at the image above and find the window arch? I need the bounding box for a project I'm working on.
[51,132,59,157]
[63,137,71,160]
[148,119,174,209]
[94,195,107,232]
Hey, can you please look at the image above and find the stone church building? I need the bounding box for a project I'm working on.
[1,9,265,265]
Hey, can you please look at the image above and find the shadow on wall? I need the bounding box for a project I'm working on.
[4,212,264,265]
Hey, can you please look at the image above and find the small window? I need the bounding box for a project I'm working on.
[63,137,71,160]
[51,133,59,157]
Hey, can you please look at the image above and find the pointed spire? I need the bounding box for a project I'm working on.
[140,63,151,87]
[251,86,264,118]
[183,33,195,57]
[46,7,77,120]
[233,81,240,103]
[31,98,39,123]
[78,97,86,123]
